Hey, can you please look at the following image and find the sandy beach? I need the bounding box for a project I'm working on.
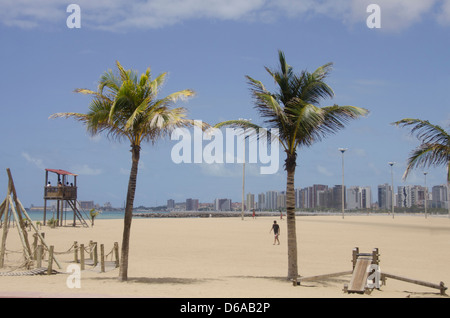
[0,214,449,299]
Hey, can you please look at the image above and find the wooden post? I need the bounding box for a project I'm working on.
[8,196,32,262]
[114,242,119,268]
[74,241,78,263]
[352,247,359,270]
[56,199,60,227]
[33,233,38,260]
[89,240,93,259]
[93,242,98,266]
[80,244,85,270]
[17,199,61,269]
[36,245,43,268]
[100,244,105,273]
[0,197,10,268]
[381,272,447,296]
[47,245,54,275]
[372,248,379,265]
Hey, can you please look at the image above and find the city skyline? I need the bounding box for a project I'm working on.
[31,179,448,212]
[1,1,449,208]
[126,181,447,210]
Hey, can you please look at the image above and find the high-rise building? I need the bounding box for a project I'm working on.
[346,186,372,210]
[167,199,175,210]
[79,201,94,210]
[397,185,426,208]
[265,191,278,210]
[186,198,199,211]
[347,186,360,210]
[246,193,255,210]
[432,185,448,209]
[258,193,265,210]
[295,188,301,208]
[215,198,232,211]
[277,192,286,209]
[360,186,372,209]
[331,185,345,209]
[304,187,313,208]
[378,183,393,210]
[313,184,328,208]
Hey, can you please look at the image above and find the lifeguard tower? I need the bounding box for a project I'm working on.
[43,169,88,227]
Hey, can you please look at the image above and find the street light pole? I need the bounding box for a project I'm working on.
[424,172,428,219]
[242,138,245,221]
[240,118,251,221]
[388,162,395,219]
[339,148,347,219]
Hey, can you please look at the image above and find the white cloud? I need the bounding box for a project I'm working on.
[368,162,381,176]
[352,148,367,157]
[22,152,45,170]
[438,0,450,25]
[0,0,446,32]
[72,164,102,176]
[317,164,333,177]
[200,162,261,177]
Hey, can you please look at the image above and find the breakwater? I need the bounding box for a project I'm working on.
[133,211,321,218]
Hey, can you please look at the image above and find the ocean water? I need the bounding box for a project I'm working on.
[24,210,165,221]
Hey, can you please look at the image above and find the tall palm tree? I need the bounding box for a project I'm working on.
[392,118,450,216]
[216,51,368,280]
[51,61,197,281]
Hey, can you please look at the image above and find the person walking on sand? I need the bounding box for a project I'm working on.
[270,220,280,245]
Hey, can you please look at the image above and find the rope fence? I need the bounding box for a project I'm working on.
[0,235,120,276]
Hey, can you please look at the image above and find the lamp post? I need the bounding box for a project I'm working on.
[240,118,251,221]
[388,162,395,219]
[339,148,347,219]
[424,172,428,219]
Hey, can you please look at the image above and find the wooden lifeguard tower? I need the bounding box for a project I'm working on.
[43,169,88,227]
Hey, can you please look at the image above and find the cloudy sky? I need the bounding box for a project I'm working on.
[1,0,449,208]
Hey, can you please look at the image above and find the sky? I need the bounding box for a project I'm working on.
[0,0,449,208]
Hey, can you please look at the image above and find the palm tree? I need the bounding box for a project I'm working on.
[392,118,450,216]
[89,208,100,226]
[216,51,368,280]
[51,61,197,281]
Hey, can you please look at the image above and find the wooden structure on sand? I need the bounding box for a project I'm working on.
[43,168,88,227]
[0,168,61,270]
[295,247,447,296]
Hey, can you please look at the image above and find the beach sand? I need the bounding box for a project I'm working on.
[0,214,449,298]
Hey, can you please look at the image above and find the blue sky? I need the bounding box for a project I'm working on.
[0,0,449,208]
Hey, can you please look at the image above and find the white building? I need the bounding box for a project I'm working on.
[246,193,255,210]
[265,191,278,210]
[347,186,372,210]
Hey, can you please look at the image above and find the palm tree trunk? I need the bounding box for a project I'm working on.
[285,153,298,280]
[119,144,140,281]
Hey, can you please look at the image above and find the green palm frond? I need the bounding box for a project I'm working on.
[393,118,449,145]
[244,50,368,159]
[393,118,450,181]
[51,61,196,146]
[318,105,369,137]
